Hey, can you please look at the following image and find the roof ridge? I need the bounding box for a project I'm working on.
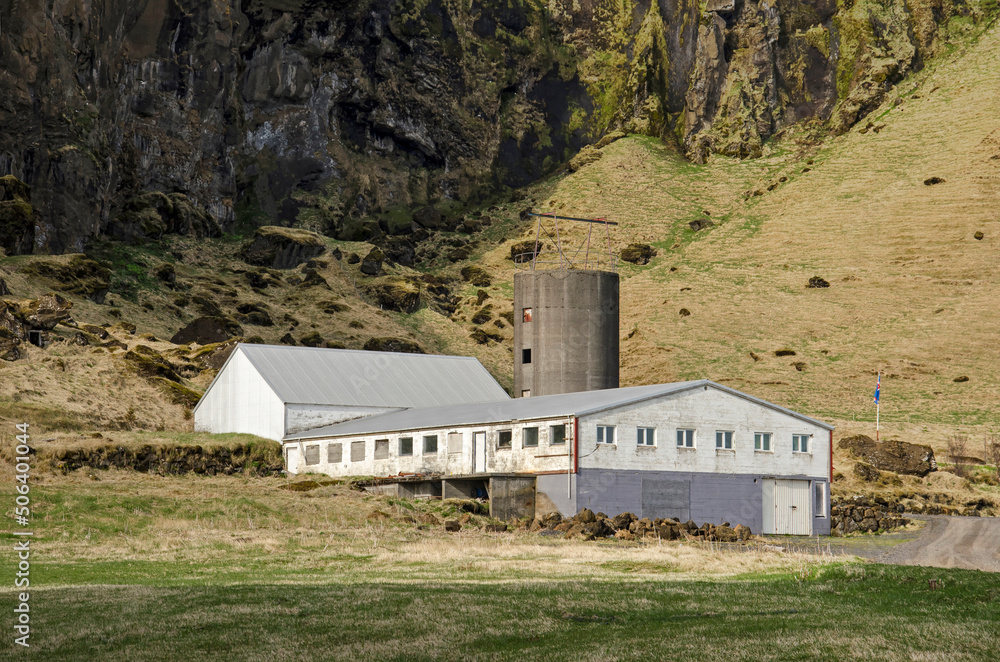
[237,343,479,360]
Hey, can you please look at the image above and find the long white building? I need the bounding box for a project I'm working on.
[283,380,834,535]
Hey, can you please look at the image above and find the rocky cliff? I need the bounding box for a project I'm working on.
[0,0,992,253]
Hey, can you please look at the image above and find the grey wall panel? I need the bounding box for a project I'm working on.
[641,477,691,522]
[577,468,829,534]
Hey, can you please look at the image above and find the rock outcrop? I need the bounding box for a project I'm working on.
[240,226,326,269]
[0,0,990,252]
[838,435,937,476]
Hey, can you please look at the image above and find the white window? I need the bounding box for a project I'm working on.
[638,427,656,446]
[597,425,615,444]
[447,432,463,453]
[814,482,826,518]
[715,431,733,449]
[399,437,413,456]
[550,424,566,445]
[523,427,539,447]
[793,434,810,453]
[423,435,438,454]
[754,432,772,451]
[676,429,694,448]
[497,430,512,449]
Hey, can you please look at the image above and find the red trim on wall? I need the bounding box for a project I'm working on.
[573,417,579,474]
[829,429,834,485]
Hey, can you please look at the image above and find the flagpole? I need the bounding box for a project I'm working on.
[875,371,880,441]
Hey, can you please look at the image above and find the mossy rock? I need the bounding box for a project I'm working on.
[471,305,493,325]
[170,316,243,345]
[298,269,330,289]
[0,175,35,255]
[620,244,657,265]
[123,349,182,383]
[362,337,424,353]
[365,278,421,313]
[360,247,386,276]
[299,331,325,347]
[156,377,202,408]
[338,218,380,242]
[470,327,503,345]
[240,226,326,269]
[595,131,627,149]
[115,191,221,240]
[567,145,603,173]
[379,207,413,236]
[10,294,73,330]
[460,265,492,287]
[510,240,541,263]
[22,255,112,303]
[0,328,22,362]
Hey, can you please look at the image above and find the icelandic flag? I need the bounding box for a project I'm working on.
[874,373,880,404]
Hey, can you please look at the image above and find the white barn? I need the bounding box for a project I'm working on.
[193,344,510,441]
[283,380,834,535]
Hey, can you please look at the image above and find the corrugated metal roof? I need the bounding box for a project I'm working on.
[234,344,510,407]
[285,380,832,440]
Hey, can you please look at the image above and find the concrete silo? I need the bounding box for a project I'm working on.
[512,214,619,397]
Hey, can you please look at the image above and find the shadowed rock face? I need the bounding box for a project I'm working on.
[0,0,982,253]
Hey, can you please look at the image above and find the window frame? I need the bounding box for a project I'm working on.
[399,437,413,457]
[423,435,438,454]
[521,348,532,364]
[715,430,734,450]
[327,442,342,463]
[522,307,533,322]
[549,424,566,445]
[638,427,656,447]
[675,428,695,448]
[596,425,616,445]
[523,427,539,448]
[754,432,773,452]
[304,444,320,465]
[497,429,512,449]
[792,434,810,454]
[350,440,366,462]
[813,481,827,518]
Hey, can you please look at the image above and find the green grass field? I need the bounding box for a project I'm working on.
[0,474,997,660]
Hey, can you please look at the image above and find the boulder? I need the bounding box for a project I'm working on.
[610,512,636,531]
[807,275,830,289]
[509,240,541,263]
[366,278,420,313]
[13,294,73,330]
[734,524,751,541]
[853,462,883,482]
[240,226,326,269]
[444,520,462,532]
[412,206,442,230]
[688,218,714,232]
[620,243,657,265]
[485,523,508,533]
[838,435,937,476]
[362,337,424,354]
[460,265,492,287]
[123,347,182,383]
[471,305,493,325]
[170,316,243,345]
[360,247,386,276]
[469,327,503,345]
[714,525,738,542]
[114,191,221,240]
[0,329,22,361]
[575,508,597,524]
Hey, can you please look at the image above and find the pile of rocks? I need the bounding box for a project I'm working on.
[830,496,909,535]
[531,508,752,542]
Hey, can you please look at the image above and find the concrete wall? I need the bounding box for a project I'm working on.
[575,468,831,535]
[194,348,285,441]
[286,417,575,477]
[536,473,577,518]
[285,404,402,435]
[513,269,619,397]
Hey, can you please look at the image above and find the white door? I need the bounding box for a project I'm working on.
[286,446,299,474]
[762,479,812,535]
[472,432,487,474]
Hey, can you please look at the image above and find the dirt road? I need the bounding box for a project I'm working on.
[875,516,1000,572]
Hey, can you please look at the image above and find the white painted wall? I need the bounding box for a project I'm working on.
[285,404,403,435]
[194,348,285,441]
[577,386,830,479]
[286,417,574,477]
[285,385,830,481]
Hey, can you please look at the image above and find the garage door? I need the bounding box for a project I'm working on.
[762,479,812,535]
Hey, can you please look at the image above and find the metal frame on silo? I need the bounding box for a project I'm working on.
[512,214,620,398]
